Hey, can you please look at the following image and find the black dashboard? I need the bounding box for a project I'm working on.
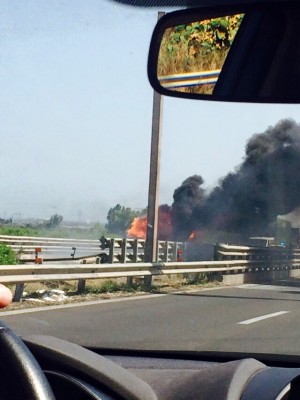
[22,334,300,400]
[1,318,300,400]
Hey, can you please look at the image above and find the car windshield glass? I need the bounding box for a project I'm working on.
[0,1,300,356]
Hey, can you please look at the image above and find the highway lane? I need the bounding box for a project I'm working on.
[1,284,300,355]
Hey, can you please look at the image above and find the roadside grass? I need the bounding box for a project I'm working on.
[0,224,113,240]
[2,274,223,312]
[0,226,40,237]
[83,280,159,295]
[0,244,18,265]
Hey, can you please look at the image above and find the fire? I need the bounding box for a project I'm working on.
[188,230,204,241]
[127,216,147,239]
[127,205,173,240]
[189,231,197,240]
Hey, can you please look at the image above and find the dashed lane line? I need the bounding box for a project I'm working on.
[238,311,290,325]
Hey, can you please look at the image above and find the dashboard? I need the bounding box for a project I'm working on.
[1,318,300,400]
[21,334,300,400]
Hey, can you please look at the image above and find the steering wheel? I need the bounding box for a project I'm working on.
[0,320,55,400]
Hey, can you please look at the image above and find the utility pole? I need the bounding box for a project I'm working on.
[144,11,165,286]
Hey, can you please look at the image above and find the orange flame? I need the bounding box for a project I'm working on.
[127,205,173,240]
[127,216,147,239]
[189,231,197,240]
[188,230,204,241]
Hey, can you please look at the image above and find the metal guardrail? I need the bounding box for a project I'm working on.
[99,237,184,264]
[2,240,300,301]
[4,255,300,302]
[1,259,299,284]
[0,235,100,262]
[0,235,184,264]
[158,69,220,89]
[214,243,296,261]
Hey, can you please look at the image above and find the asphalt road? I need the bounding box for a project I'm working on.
[1,283,300,355]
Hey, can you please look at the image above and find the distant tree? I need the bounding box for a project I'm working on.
[0,218,12,224]
[45,214,63,229]
[105,204,145,235]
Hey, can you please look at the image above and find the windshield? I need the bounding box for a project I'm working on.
[0,0,300,357]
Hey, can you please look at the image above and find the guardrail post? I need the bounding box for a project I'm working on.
[157,241,162,262]
[100,236,110,249]
[214,244,222,260]
[132,239,139,263]
[77,259,87,293]
[158,241,168,262]
[13,283,25,302]
[108,238,116,264]
[71,246,76,258]
[166,241,172,262]
[120,239,127,263]
[139,240,145,262]
[120,239,132,287]
[172,242,181,261]
[126,278,133,287]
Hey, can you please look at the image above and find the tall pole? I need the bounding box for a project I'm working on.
[144,12,165,286]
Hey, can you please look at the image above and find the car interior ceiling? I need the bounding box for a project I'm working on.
[260,7,300,100]
[216,4,300,102]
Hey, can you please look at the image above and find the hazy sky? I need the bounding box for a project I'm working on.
[0,0,299,222]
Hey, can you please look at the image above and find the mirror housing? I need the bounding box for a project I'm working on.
[148,1,300,103]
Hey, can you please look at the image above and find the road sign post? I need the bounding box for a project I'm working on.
[144,12,165,286]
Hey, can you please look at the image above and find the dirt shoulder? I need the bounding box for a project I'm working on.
[4,278,224,312]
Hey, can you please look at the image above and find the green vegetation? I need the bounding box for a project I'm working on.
[105,204,146,236]
[0,204,147,240]
[0,244,18,265]
[0,214,63,235]
[158,14,244,94]
[0,226,39,237]
[0,222,109,240]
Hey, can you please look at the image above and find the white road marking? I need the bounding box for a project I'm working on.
[236,284,300,292]
[238,311,289,325]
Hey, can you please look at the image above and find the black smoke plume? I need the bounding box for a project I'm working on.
[171,119,300,240]
[171,175,205,240]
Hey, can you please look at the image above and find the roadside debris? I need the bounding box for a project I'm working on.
[24,289,69,303]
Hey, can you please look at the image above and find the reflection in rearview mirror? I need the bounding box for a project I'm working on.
[157,14,244,95]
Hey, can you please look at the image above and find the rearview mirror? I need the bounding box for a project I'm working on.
[148,2,300,103]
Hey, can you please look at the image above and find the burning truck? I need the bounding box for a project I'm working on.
[127,119,300,261]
